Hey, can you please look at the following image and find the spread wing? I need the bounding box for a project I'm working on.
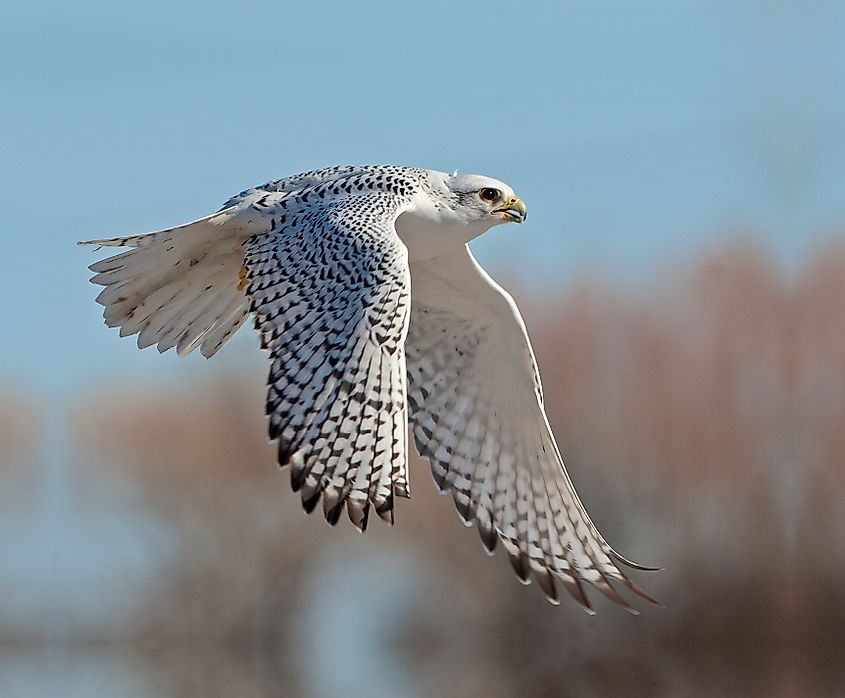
[243,188,413,531]
[406,246,657,612]
[79,166,416,360]
[81,165,427,529]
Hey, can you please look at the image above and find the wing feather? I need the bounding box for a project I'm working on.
[407,245,657,611]
[81,209,257,358]
[243,186,415,528]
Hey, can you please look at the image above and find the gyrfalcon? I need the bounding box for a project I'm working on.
[80,165,657,612]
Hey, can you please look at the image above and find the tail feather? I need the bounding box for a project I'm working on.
[197,295,251,358]
[80,213,250,358]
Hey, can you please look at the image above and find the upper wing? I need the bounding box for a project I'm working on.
[244,189,413,530]
[219,165,375,208]
[407,246,657,612]
[83,167,424,529]
[80,166,428,360]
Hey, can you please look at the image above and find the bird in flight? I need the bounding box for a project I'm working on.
[80,165,656,612]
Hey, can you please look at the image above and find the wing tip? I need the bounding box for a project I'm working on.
[477,521,498,555]
[592,576,641,614]
[508,551,532,585]
[609,548,662,573]
[322,491,345,527]
[347,499,370,532]
[558,574,596,614]
[301,490,320,514]
[374,495,395,526]
[534,569,560,605]
[617,576,662,606]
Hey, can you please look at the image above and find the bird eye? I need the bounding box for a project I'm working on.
[478,187,501,203]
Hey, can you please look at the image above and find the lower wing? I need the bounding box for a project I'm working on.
[406,245,658,612]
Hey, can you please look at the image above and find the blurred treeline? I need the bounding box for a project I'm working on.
[0,393,35,511]
[3,241,845,696]
[0,395,34,470]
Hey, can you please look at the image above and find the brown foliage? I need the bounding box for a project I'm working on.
[0,391,37,508]
[0,392,35,469]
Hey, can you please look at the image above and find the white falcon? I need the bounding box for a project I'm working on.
[80,165,656,612]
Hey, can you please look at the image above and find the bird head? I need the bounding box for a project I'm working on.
[444,173,527,226]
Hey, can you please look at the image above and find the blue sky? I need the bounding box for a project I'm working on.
[2,0,845,393]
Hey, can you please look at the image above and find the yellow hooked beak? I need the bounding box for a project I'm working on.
[494,196,527,223]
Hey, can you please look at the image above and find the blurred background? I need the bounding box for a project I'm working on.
[2,1,845,696]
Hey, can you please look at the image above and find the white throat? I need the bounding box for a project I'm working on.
[395,192,500,262]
